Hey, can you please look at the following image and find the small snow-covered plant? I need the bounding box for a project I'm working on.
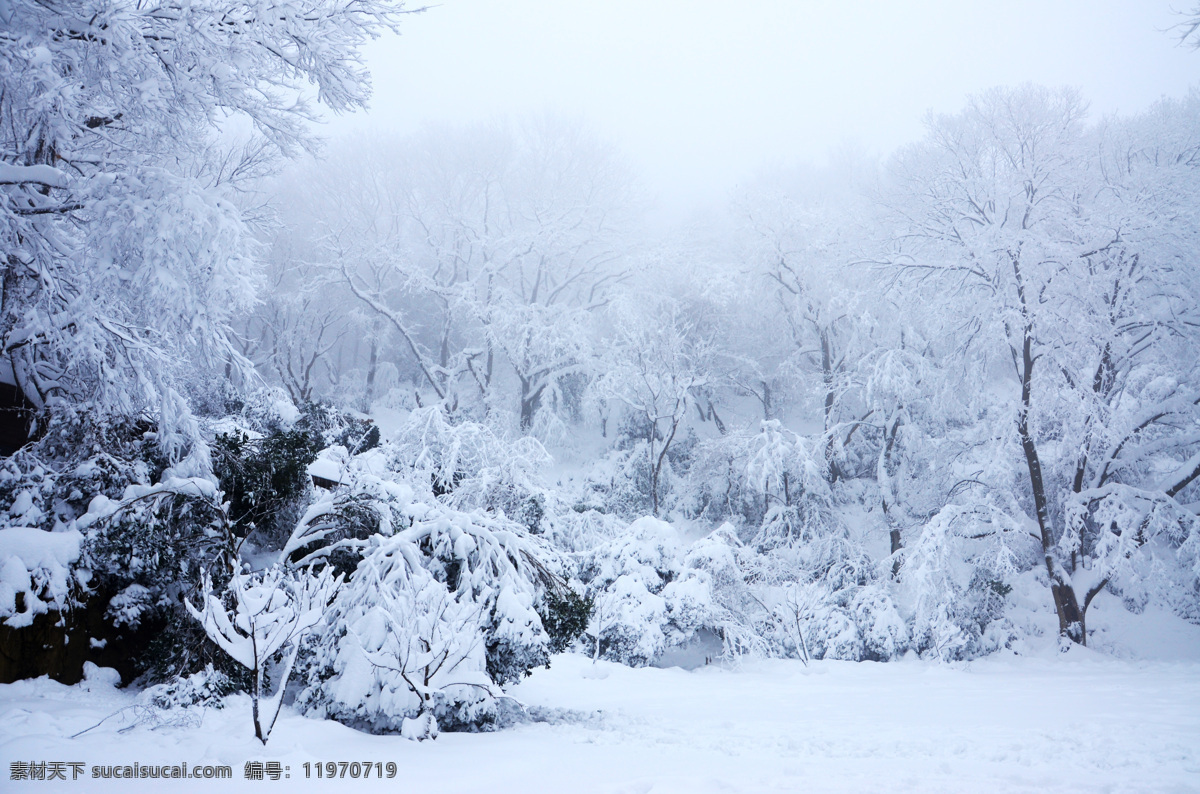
[848,585,910,661]
[143,665,238,711]
[772,581,823,663]
[186,565,340,745]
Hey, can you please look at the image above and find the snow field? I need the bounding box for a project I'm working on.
[3,650,1198,793]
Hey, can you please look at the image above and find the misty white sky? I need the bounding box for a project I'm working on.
[327,0,1198,218]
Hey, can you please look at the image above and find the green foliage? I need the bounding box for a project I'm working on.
[85,492,234,591]
[212,400,380,549]
[213,427,323,547]
[0,408,248,685]
[516,493,546,535]
[82,484,240,685]
[299,402,380,454]
[0,411,167,537]
[538,588,594,654]
[146,665,240,710]
[987,580,1013,598]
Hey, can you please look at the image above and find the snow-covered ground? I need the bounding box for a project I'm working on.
[4,639,1199,793]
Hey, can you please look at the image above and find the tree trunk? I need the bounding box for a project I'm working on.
[1051,581,1086,644]
[364,333,379,406]
[519,377,545,431]
[1011,252,1084,644]
[820,330,841,481]
[649,444,660,517]
[879,412,904,577]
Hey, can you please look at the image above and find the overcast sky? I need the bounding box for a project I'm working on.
[326,0,1198,219]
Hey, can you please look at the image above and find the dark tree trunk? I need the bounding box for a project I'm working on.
[519,377,545,431]
[1011,251,1086,645]
[1051,581,1086,643]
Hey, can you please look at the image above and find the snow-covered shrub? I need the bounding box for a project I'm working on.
[143,665,238,710]
[297,534,495,736]
[0,412,166,537]
[546,505,626,554]
[581,442,655,519]
[411,513,555,687]
[0,527,86,628]
[233,388,303,434]
[682,525,771,658]
[849,586,909,661]
[808,604,864,661]
[78,477,239,681]
[899,503,1025,660]
[581,517,721,665]
[286,452,559,734]
[213,425,320,549]
[211,396,378,550]
[0,410,251,683]
[298,400,381,454]
[537,588,594,653]
[764,578,909,662]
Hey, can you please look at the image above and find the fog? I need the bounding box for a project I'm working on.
[329,0,1196,219]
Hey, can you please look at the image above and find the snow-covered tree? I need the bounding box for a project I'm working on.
[187,565,340,745]
[731,157,880,478]
[0,0,406,465]
[281,118,634,426]
[886,85,1200,644]
[595,298,713,517]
